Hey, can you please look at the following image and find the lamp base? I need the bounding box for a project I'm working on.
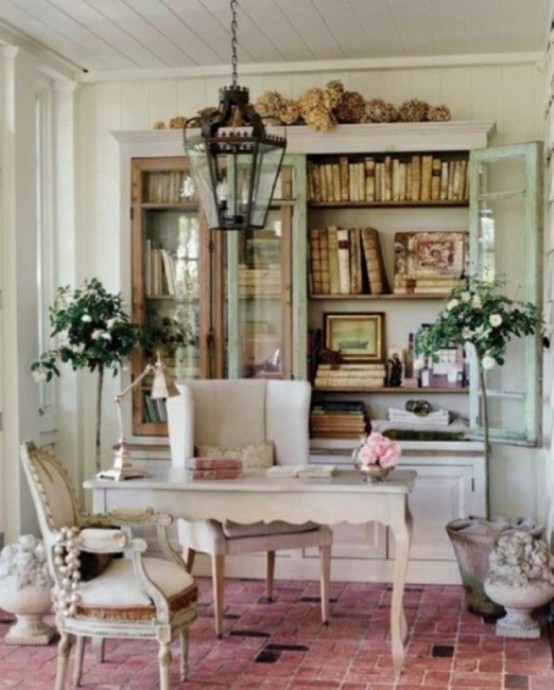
[96,443,147,482]
[96,466,147,481]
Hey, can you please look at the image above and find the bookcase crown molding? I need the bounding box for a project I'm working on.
[112,121,495,156]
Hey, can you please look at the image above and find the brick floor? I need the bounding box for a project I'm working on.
[1,580,553,689]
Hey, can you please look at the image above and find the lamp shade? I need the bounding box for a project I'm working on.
[184,87,286,231]
[150,360,180,400]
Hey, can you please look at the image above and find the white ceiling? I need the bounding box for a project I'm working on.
[0,0,550,78]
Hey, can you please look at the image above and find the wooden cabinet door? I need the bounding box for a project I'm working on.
[130,156,218,436]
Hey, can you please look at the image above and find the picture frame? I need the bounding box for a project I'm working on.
[324,312,385,361]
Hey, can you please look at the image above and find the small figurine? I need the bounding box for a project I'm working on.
[387,353,403,387]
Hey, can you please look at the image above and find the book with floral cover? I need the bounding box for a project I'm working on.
[393,231,468,294]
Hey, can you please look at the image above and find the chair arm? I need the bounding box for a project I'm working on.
[78,527,131,554]
[81,509,186,570]
[105,508,186,569]
[53,526,166,620]
[55,526,147,557]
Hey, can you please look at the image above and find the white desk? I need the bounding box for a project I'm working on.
[85,467,416,673]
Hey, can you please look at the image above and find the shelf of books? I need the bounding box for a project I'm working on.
[306,148,473,444]
[307,151,469,206]
[308,226,469,298]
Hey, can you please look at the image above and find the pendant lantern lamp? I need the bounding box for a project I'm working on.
[183,0,286,231]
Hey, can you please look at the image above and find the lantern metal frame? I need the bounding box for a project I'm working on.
[183,0,286,231]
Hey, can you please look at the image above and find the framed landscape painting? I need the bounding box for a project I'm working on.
[324,312,385,361]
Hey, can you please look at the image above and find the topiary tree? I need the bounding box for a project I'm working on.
[31,278,150,473]
[415,275,544,519]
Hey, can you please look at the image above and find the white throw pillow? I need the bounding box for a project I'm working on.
[195,440,274,468]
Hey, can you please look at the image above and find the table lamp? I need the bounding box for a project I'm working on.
[96,353,180,481]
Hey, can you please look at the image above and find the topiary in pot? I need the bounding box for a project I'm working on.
[416,275,545,615]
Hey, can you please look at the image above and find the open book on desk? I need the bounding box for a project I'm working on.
[265,465,338,478]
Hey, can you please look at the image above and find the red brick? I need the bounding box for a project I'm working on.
[1,578,552,689]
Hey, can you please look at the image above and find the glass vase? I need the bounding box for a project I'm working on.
[353,456,393,483]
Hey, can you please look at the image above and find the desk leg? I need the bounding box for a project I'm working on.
[389,502,413,675]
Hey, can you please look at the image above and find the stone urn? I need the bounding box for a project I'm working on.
[446,516,543,617]
[0,535,55,645]
[484,530,554,638]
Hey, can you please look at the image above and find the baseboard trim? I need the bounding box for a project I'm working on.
[188,551,462,586]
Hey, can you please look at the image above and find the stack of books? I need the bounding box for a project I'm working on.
[238,265,281,298]
[310,400,369,439]
[309,226,388,296]
[387,407,451,427]
[314,363,387,389]
[187,457,243,480]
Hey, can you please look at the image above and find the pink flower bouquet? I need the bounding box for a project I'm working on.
[353,432,401,481]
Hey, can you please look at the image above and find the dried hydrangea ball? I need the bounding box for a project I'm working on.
[196,106,218,120]
[169,116,186,129]
[307,108,337,132]
[397,98,429,122]
[364,98,398,123]
[427,104,451,122]
[334,91,366,124]
[277,98,301,125]
[298,87,337,132]
[153,120,166,130]
[324,80,345,110]
[254,90,285,124]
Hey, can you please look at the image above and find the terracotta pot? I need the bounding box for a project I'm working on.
[446,516,543,617]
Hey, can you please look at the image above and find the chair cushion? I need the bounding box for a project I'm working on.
[196,440,274,468]
[76,557,197,621]
[222,519,319,539]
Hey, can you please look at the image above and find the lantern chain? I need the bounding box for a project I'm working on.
[230,0,238,87]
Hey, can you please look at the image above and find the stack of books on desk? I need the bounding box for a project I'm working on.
[187,457,243,480]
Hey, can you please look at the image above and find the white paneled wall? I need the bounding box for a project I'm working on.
[544,13,554,545]
[72,58,548,520]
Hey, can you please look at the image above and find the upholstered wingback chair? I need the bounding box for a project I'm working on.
[20,441,198,690]
[166,379,332,637]
[167,378,312,469]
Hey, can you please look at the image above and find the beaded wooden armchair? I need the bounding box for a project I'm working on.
[20,441,198,690]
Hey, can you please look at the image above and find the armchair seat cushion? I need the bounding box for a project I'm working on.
[222,519,319,539]
[77,557,198,621]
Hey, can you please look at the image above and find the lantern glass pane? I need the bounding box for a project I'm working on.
[250,142,286,228]
[185,139,221,228]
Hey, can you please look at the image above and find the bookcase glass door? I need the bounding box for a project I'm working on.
[144,210,200,378]
[468,142,542,446]
[131,157,211,437]
[225,165,295,379]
